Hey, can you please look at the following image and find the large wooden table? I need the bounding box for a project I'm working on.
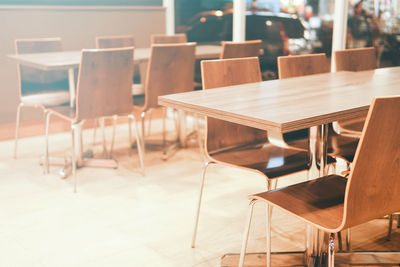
[159,67,400,133]
[159,66,400,266]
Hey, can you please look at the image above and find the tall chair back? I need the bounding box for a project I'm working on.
[335,47,377,72]
[15,38,68,96]
[96,35,135,49]
[342,96,400,230]
[220,40,262,59]
[150,33,187,44]
[75,48,134,121]
[143,43,196,109]
[201,57,266,153]
[278,53,330,79]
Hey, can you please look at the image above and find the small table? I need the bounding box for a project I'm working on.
[159,67,400,266]
[8,45,222,177]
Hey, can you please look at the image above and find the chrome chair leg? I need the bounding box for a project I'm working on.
[92,118,98,146]
[129,114,145,175]
[71,123,77,193]
[100,117,107,156]
[191,160,216,248]
[44,111,52,174]
[110,115,118,156]
[140,111,146,154]
[146,109,153,137]
[239,199,258,267]
[328,233,335,267]
[162,107,167,147]
[14,102,24,159]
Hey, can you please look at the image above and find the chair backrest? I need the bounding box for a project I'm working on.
[277,53,330,79]
[150,33,187,44]
[143,43,196,109]
[15,38,68,96]
[96,35,135,49]
[342,96,400,230]
[201,57,266,153]
[220,40,262,59]
[75,48,134,121]
[335,47,377,72]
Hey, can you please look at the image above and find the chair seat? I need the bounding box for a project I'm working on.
[21,91,70,107]
[210,142,311,179]
[47,105,76,121]
[250,174,346,231]
[327,134,359,163]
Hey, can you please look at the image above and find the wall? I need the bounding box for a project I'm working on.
[0,5,165,123]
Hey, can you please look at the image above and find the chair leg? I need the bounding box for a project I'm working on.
[239,199,258,267]
[387,214,393,241]
[162,107,167,147]
[110,115,118,157]
[129,114,145,175]
[100,117,107,156]
[71,123,77,193]
[14,102,24,159]
[328,233,335,267]
[44,111,52,174]
[191,161,215,248]
[141,111,146,154]
[265,180,274,267]
[146,109,153,137]
[346,228,351,251]
[92,118,98,146]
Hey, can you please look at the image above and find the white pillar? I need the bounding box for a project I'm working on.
[331,0,348,71]
[233,0,246,42]
[163,0,175,35]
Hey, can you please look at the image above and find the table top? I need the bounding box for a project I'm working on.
[7,45,222,71]
[159,66,400,133]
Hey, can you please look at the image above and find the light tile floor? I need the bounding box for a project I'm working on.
[0,120,398,267]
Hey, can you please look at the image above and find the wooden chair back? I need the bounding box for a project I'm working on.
[15,38,68,96]
[143,43,196,109]
[75,48,134,121]
[150,33,187,44]
[220,40,262,59]
[201,57,266,153]
[96,35,135,49]
[277,53,330,79]
[342,96,400,229]
[335,47,377,72]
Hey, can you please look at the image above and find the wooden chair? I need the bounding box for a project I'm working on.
[335,47,377,135]
[277,53,359,165]
[191,57,312,248]
[44,47,143,192]
[95,35,142,152]
[96,35,135,49]
[150,33,187,44]
[14,38,70,159]
[220,40,262,59]
[131,43,196,162]
[238,96,400,267]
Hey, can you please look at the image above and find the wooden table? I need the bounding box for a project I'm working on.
[159,66,400,266]
[8,45,222,106]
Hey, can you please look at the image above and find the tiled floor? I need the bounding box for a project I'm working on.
[0,120,398,267]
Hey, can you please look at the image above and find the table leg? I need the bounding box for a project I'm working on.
[306,124,329,266]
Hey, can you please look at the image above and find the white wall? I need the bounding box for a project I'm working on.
[0,5,165,123]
